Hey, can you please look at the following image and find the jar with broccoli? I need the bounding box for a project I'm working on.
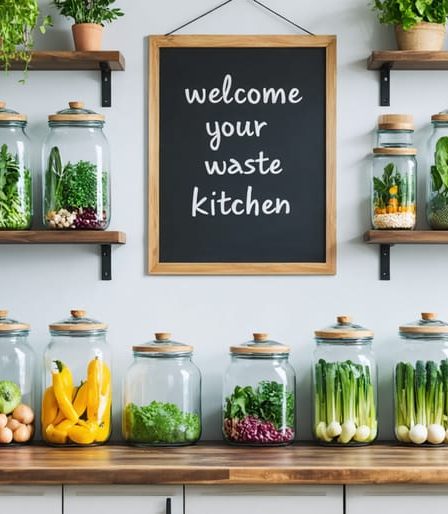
[42,102,110,230]
[313,316,377,445]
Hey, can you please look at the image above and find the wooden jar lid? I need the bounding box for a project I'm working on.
[230,334,290,354]
[49,101,105,122]
[50,309,107,332]
[432,114,448,122]
[133,333,193,354]
[315,316,374,340]
[0,101,27,122]
[378,114,414,130]
[399,313,448,334]
[373,147,417,155]
[0,310,30,332]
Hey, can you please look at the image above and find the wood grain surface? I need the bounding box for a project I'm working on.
[367,51,448,70]
[1,443,448,485]
[364,230,448,244]
[0,231,126,244]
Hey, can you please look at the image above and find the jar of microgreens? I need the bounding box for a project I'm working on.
[313,316,377,445]
[0,101,32,229]
[427,113,448,229]
[123,333,202,446]
[377,114,414,148]
[42,101,110,230]
[0,310,35,445]
[223,333,296,446]
[371,147,417,229]
[395,313,448,445]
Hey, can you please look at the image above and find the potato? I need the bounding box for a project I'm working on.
[6,418,22,432]
[0,413,7,429]
[13,424,31,443]
[0,427,13,444]
[12,404,34,425]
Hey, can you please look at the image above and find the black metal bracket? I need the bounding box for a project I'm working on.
[166,498,172,514]
[100,62,112,107]
[380,244,391,280]
[380,64,391,106]
[101,244,112,280]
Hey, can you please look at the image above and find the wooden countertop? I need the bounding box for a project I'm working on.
[2,443,448,485]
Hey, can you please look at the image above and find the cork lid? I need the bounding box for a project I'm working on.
[0,310,30,334]
[132,333,193,355]
[0,101,27,125]
[378,114,414,131]
[49,101,105,126]
[399,313,448,336]
[49,310,107,333]
[315,316,374,340]
[432,112,448,122]
[373,147,417,155]
[230,333,290,355]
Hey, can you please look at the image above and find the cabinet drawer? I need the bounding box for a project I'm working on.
[0,485,61,514]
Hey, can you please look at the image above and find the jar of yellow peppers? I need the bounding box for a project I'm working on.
[42,310,112,446]
[371,147,417,230]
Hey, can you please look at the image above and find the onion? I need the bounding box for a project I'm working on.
[326,421,342,438]
[409,424,428,444]
[354,425,371,443]
[427,424,445,444]
[395,425,410,442]
[338,420,356,443]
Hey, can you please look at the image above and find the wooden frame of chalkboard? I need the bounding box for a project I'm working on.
[149,35,336,274]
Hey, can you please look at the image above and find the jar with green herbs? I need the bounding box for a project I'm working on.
[223,333,296,446]
[313,316,377,446]
[427,113,448,229]
[42,102,110,230]
[371,147,416,230]
[123,333,202,446]
[0,101,32,229]
[395,313,448,445]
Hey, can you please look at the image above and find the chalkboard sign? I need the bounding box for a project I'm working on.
[149,35,336,274]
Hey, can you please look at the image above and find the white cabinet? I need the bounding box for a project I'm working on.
[64,485,183,514]
[185,485,343,514]
[347,485,448,514]
[0,485,61,514]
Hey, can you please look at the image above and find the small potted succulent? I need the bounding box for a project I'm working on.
[0,0,52,77]
[53,0,124,51]
[372,0,448,50]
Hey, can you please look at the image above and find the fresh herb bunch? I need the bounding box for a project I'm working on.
[0,144,32,229]
[371,0,448,30]
[52,0,124,25]
[0,0,52,77]
[224,381,294,430]
[124,401,201,444]
[314,359,377,444]
[395,360,448,444]
[373,162,414,213]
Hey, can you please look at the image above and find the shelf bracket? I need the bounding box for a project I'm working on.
[379,244,391,280]
[100,62,112,108]
[101,244,112,280]
[380,64,391,106]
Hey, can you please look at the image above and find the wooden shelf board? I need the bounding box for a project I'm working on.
[3,51,125,71]
[368,51,448,70]
[364,230,448,244]
[0,230,126,245]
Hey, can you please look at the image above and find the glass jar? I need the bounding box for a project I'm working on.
[123,332,201,446]
[313,316,377,445]
[222,333,296,446]
[0,101,32,229]
[395,312,448,445]
[377,114,414,148]
[0,310,35,445]
[42,310,111,446]
[371,147,417,230]
[427,113,448,229]
[42,101,110,230]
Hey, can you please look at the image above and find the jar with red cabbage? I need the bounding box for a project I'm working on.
[222,333,296,446]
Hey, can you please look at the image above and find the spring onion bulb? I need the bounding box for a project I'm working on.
[409,424,428,445]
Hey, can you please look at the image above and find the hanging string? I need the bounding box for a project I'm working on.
[165,0,314,36]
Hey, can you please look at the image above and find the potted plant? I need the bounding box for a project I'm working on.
[53,0,124,51]
[372,0,448,50]
[0,0,52,77]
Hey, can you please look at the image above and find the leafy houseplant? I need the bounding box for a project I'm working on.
[52,0,124,51]
[428,137,448,229]
[0,1,51,78]
[372,0,448,50]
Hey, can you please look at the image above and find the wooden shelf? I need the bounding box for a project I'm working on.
[364,230,448,280]
[2,51,126,107]
[1,442,448,485]
[367,51,448,106]
[0,230,126,280]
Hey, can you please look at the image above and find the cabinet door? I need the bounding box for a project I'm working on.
[0,485,61,514]
[64,485,182,514]
[347,485,448,514]
[185,485,343,514]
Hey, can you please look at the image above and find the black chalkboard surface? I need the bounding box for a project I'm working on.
[149,36,336,274]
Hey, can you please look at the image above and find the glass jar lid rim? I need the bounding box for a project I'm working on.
[0,309,30,333]
[132,332,193,354]
[315,315,374,340]
[0,100,27,123]
[49,309,107,332]
[399,312,448,335]
[230,333,290,354]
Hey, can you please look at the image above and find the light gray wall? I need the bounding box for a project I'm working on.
[1,0,446,441]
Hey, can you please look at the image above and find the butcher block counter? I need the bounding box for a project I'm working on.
[1,443,448,485]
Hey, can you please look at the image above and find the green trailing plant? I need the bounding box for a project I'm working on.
[0,144,32,229]
[0,0,52,78]
[52,0,124,25]
[371,0,448,30]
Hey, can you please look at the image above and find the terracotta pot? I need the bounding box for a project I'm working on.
[395,22,446,51]
[72,23,104,51]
